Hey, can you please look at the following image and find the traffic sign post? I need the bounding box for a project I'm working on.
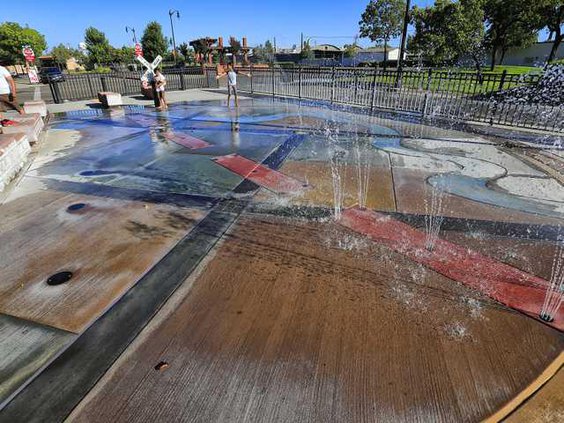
[22,46,39,84]
[22,46,35,63]
[134,43,143,58]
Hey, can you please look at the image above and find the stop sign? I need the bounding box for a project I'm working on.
[23,46,35,62]
[134,43,143,57]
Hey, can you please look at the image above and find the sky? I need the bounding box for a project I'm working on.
[4,0,435,52]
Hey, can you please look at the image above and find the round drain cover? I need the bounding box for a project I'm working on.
[47,271,73,286]
[67,203,86,212]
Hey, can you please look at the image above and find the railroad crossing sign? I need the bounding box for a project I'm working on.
[137,55,163,107]
[136,54,162,81]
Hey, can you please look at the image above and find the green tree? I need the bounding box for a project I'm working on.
[264,40,275,54]
[359,0,405,69]
[251,44,268,63]
[484,0,544,70]
[84,27,112,68]
[141,21,168,62]
[110,46,135,64]
[177,42,195,64]
[229,37,242,65]
[51,44,86,69]
[540,1,564,63]
[300,41,314,60]
[343,43,360,58]
[410,0,485,73]
[498,22,538,65]
[0,22,47,64]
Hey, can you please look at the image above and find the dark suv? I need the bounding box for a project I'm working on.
[39,67,65,83]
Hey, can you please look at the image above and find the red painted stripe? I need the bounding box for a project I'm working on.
[163,131,210,149]
[213,154,306,193]
[339,207,563,331]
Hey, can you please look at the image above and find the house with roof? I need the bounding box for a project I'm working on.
[342,46,402,66]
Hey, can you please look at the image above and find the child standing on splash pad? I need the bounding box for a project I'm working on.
[217,64,251,108]
[154,69,167,110]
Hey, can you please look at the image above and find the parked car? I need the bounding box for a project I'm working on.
[39,67,65,83]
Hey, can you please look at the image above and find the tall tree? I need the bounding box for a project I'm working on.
[178,42,195,64]
[229,37,242,65]
[541,0,564,63]
[84,27,112,67]
[484,0,544,70]
[141,21,168,63]
[359,0,405,69]
[409,0,485,73]
[50,43,85,67]
[0,22,47,64]
[300,41,314,60]
[264,40,275,54]
[344,43,360,58]
[110,46,136,64]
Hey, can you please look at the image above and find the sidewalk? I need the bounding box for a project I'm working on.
[46,88,240,113]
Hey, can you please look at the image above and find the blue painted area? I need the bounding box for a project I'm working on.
[429,174,564,219]
[264,134,309,170]
[47,100,563,218]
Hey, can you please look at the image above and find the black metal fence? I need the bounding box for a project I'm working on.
[48,67,216,103]
[47,65,563,133]
[235,66,563,133]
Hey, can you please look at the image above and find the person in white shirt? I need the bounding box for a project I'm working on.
[154,69,167,110]
[216,63,251,107]
[0,65,24,119]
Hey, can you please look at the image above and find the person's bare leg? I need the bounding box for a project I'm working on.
[234,87,239,107]
[227,86,232,107]
[161,92,167,109]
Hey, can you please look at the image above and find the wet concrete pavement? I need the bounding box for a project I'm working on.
[0,97,563,421]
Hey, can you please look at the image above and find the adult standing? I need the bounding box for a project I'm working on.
[0,64,24,120]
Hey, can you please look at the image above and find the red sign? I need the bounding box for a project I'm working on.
[134,43,143,57]
[22,46,35,62]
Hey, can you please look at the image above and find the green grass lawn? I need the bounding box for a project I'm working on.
[488,65,542,74]
[343,66,542,95]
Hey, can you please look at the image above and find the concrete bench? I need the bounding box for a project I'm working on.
[1,114,44,143]
[0,133,31,192]
[97,92,123,108]
[23,100,47,118]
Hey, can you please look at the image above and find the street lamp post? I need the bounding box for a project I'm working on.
[169,9,180,64]
[397,0,411,74]
[125,26,137,44]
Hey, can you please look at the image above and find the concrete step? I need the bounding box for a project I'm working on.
[0,133,31,192]
[23,100,47,118]
[1,113,44,143]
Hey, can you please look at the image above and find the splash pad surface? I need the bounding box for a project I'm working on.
[1,98,562,422]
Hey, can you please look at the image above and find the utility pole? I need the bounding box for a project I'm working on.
[300,33,304,51]
[397,0,411,74]
[169,9,180,64]
[125,26,137,44]
[273,37,277,53]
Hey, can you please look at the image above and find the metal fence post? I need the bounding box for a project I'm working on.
[49,80,62,104]
[498,69,507,91]
[370,67,378,112]
[298,66,302,99]
[353,71,358,103]
[250,64,254,94]
[422,68,433,117]
[271,66,275,98]
[100,76,108,92]
[180,71,186,90]
[330,66,336,103]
